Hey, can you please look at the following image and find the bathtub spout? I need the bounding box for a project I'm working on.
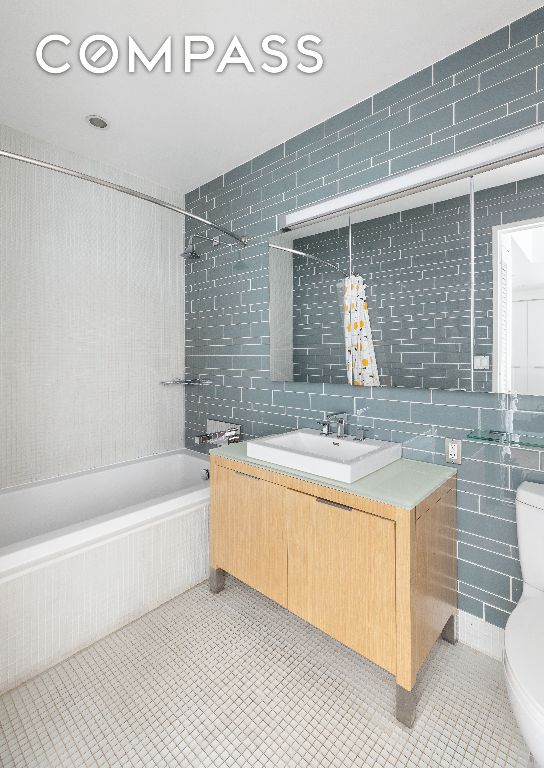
[195,427,241,446]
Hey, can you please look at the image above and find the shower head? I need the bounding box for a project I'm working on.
[180,232,221,260]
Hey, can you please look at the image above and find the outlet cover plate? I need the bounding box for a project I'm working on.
[445,437,462,465]
[474,355,490,371]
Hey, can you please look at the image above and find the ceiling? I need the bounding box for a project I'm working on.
[0,0,542,195]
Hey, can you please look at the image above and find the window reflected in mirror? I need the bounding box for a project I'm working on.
[474,154,544,396]
[492,217,544,396]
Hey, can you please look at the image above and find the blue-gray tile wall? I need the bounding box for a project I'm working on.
[293,194,473,388]
[291,227,348,384]
[185,6,544,629]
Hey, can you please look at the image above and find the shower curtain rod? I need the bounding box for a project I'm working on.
[269,243,349,278]
[0,148,248,248]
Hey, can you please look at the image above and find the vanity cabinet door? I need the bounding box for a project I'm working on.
[210,466,289,606]
[287,496,397,674]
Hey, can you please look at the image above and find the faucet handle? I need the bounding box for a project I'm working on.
[354,425,370,441]
[317,419,332,435]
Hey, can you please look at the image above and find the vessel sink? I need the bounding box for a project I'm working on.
[246,428,402,483]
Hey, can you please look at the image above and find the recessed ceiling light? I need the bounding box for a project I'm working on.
[86,115,109,129]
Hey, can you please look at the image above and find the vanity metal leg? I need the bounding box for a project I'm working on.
[396,684,416,728]
[209,567,226,594]
[441,613,457,645]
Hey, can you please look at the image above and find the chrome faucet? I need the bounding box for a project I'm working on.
[335,415,347,438]
[317,418,333,436]
[354,425,370,442]
[317,412,349,438]
[194,427,241,446]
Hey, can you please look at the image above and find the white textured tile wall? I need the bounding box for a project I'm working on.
[457,608,505,660]
[0,124,186,489]
[0,501,209,694]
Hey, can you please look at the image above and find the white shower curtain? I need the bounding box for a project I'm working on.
[342,275,380,386]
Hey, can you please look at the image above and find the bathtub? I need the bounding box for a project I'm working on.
[0,450,210,693]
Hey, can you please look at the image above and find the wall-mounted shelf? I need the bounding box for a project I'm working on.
[467,430,544,450]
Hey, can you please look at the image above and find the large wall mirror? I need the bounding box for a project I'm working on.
[270,176,473,390]
[269,141,544,396]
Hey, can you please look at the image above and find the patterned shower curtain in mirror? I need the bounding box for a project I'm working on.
[342,275,380,386]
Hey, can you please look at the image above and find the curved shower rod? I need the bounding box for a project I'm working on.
[269,243,349,278]
[0,148,248,248]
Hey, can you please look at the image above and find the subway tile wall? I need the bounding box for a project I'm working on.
[291,228,348,385]
[0,125,186,489]
[292,195,473,389]
[184,5,544,628]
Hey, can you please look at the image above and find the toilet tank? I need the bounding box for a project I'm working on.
[516,482,544,594]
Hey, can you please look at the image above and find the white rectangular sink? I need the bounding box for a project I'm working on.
[246,428,402,484]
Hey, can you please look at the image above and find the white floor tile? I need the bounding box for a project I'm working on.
[0,579,530,768]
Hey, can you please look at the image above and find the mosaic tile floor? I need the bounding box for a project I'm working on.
[0,579,530,768]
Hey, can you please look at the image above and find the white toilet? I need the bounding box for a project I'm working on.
[504,482,544,767]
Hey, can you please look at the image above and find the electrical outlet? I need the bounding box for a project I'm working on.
[474,355,490,371]
[445,437,462,465]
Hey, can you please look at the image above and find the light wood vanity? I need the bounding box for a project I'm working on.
[209,442,457,726]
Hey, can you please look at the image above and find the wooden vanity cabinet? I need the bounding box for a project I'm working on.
[210,455,457,726]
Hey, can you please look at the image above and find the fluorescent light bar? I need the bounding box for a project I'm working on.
[280,125,544,230]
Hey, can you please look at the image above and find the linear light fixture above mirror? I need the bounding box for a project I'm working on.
[279,125,544,232]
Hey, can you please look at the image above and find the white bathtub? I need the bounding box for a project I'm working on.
[0,450,210,693]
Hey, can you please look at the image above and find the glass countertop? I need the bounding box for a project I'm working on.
[211,440,456,510]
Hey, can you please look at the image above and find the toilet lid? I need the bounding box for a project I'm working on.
[505,599,544,710]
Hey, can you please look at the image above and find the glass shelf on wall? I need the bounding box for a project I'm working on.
[467,430,544,450]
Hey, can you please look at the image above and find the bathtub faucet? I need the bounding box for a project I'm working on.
[195,427,241,446]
